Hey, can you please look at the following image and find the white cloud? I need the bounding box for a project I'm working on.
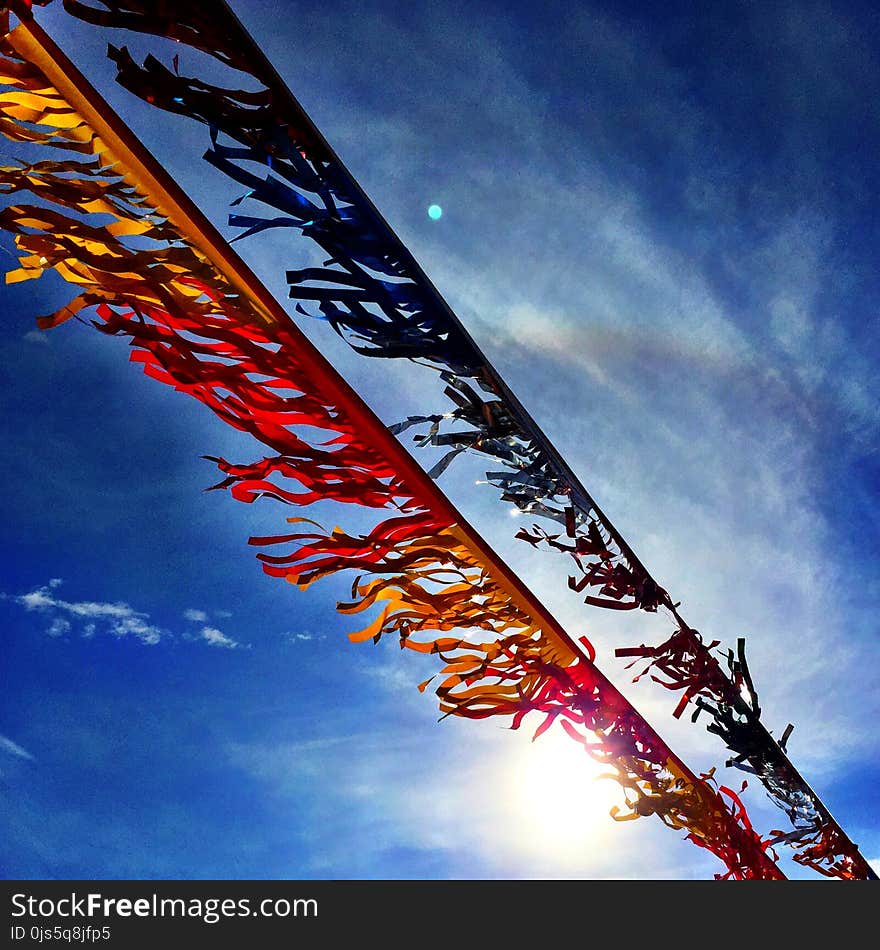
[23,330,49,345]
[47,617,71,638]
[19,588,57,612]
[200,626,243,650]
[284,632,315,643]
[7,582,254,652]
[110,616,163,646]
[0,734,34,761]
[12,582,165,646]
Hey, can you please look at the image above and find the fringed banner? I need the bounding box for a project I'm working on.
[0,19,788,880]
[253,518,780,880]
[36,0,874,878]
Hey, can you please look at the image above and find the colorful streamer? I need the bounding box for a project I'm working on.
[32,0,874,878]
[0,19,786,879]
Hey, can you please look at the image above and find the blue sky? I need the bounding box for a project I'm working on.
[1,0,879,879]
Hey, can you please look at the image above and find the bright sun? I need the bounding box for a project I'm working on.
[500,725,622,866]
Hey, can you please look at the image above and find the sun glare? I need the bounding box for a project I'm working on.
[499,726,622,867]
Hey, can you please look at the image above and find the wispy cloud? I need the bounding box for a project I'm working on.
[10,581,164,645]
[47,617,71,638]
[22,330,49,345]
[6,581,248,650]
[0,734,34,761]
[198,626,245,650]
[260,10,880,857]
[283,632,319,644]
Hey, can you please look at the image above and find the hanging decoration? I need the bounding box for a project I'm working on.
[26,0,871,879]
[0,16,789,880]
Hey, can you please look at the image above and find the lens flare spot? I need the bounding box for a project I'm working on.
[428,204,443,220]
